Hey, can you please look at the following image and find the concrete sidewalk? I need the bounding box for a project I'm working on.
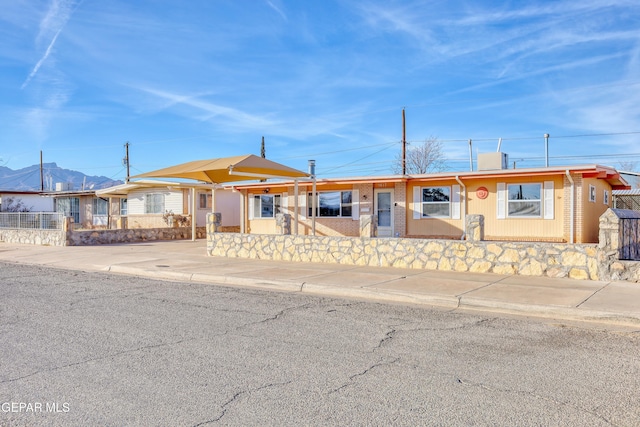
[1,240,639,327]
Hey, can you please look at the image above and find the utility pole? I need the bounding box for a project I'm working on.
[260,136,266,182]
[123,142,130,182]
[40,150,44,191]
[402,108,407,175]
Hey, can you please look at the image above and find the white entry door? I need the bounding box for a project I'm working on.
[374,189,394,237]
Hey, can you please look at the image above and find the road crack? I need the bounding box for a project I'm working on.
[455,376,618,426]
[192,380,292,425]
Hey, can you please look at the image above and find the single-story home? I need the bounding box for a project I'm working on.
[44,189,106,229]
[1,187,110,229]
[0,190,54,212]
[96,180,241,231]
[229,163,629,244]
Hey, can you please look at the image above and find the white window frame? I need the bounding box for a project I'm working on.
[506,183,542,218]
[498,182,553,220]
[603,190,610,205]
[92,197,109,216]
[119,198,128,216]
[589,185,596,203]
[308,191,353,218]
[55,197,80,223]
[252,194,282,219]
[421,186,451,218]
[145,193,165,214]
[199,193,212,209]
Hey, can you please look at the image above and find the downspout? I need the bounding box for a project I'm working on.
[455,176,466,240]
[566,170,574,244]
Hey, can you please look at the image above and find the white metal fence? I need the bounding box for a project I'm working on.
[0,212,64,230]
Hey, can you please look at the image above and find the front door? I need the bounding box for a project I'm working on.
[374,189,394,237]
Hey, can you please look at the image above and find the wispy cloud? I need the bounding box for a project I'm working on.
[266,1,287,21]
[21,28,62,89]
[22,0,78,89]
[137,87,276,130]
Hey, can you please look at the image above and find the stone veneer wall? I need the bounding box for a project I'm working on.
[66,227,207,246]
[0,229,66,246]
[0,224,207,246]
[207,231,601,280]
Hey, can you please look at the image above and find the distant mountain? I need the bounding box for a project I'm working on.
[0,163,122,191]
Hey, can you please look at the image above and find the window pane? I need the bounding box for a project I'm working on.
[423,187,450,202]
[341,191,352,217]
[508,201,541,216]
[260,195,274,217]
[145,194,164,214]
[508,184,541,201]
[319,192,340,217]
[120,199,128,215]
[423,203,450,217]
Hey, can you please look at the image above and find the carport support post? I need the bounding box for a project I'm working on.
[191,187,196,241]
[294,179,299,235]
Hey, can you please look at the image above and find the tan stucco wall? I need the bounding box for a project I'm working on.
[580,177,613,243]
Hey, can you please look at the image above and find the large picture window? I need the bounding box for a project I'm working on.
[507,184,541,217]
[145,193,165,214]
[253,194,281,218]
[421,187,450,217]
[309,191,352,217]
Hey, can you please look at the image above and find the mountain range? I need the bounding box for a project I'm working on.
[0,163,122,191]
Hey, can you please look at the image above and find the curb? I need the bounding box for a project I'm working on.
[458,296,640,327]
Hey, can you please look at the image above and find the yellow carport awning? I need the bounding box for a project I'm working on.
[131,154,309,183]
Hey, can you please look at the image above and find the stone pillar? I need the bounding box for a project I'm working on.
[207,212,222,233]
[598,209,620,256]
[276,213,292,235]
[466,214,484,242]
[360,214,377,237]
[597,208,640,281]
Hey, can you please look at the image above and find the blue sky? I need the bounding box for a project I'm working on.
[2,0,640,183]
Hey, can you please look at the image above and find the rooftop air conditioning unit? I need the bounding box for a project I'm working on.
[55,182,74,192]
[477,152,509,171]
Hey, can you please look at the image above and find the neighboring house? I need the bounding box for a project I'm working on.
[44,189,106,229]
[0,190,54,212]
[230,164,629,244]
[96,180,241,230]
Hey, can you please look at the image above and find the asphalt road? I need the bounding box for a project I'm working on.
[1,262,639,426]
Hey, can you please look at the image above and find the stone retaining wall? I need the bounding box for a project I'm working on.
[0,229,66,246]
[0,224,207,246]
[66,227,207,246]
[206,231,602,280]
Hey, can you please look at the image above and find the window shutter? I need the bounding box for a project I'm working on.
[543,181,554,220]
[300,190,307,220]
[248,194,254,220]
[282,192,288,214]
[497,183,506,219]
[352,189,360,220]
[413,186,421,219]
[451,185,461,219]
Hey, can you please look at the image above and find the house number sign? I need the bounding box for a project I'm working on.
[476,187,489,199]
